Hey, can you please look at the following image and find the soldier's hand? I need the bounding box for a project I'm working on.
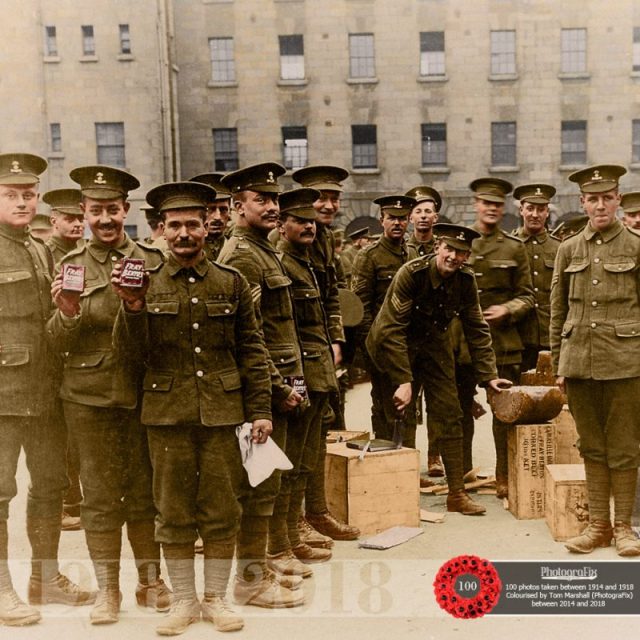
[483,304,510,326]
[51,273,81,318]
[556,376,565,393]
[111,261,148,311]
[393,382,413,412]
[487,378,513,393]
[332,342,343,366]
[278,389,304,413]
[251,419,273,444]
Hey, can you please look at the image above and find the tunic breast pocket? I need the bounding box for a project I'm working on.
[206,299,238,346]
[375,268,397,302]
[263,272,293,320]
[486,259,518,290]
[292,287,321,326]
[147,301,180,345]
[563,260,588,301]
[0,270,36,317]
[603,259,637,303]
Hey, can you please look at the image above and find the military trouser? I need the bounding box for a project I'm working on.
[456,363,478,474]
[63,402,156,532]
[491,362,521,480]
[521,345,543,374]
[147,424,243,544]
[566,377,640,470]
[370,368,417,446]
[0,413,68,522]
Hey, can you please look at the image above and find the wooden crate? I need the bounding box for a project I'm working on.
[545,464,589,541]
[326,430,369,443]
[552,405,582,464]
[507,423,556,520]
[325,442,420,535]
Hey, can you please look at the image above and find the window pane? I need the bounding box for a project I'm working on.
[209,37,236,82]
[50,123,62,152]
[213,128,239,171]
[561,120,587,165]
[491,30,516,75]
[349,34,375,78]
[95,122,125,167]
[279,36,305,79]
[634,28,640,71]
[561,28,586,73]
[45,26,57,56]
[119,24,131,54]
[491,122,516,166]
[421,123,447,166]
[82,25,95,56]
[282,126,308,169]
[279,35,303,56]
[351,125,377,168]
[419,32,445,76]
[632,120,640,163]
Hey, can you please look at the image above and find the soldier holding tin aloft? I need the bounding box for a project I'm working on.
[48,166,170,624]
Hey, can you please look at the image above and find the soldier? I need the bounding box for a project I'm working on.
[141,204,167,250]
[218,163,305,608]
[0,153,93,626]
[291,165,359,542]
[340,227,370,286]
[366,224,510,515]
[352,195,415,445]
[42,188,85,532]
[189,172,232,261]
[48,166,171,624]
[621,191,640,231]
[512,184,560,372]
[551,164,640,557]
[112,181,273,634]
[468,178,534,499]
[43,189,84,265]
[405,185,441,259]
[29,212,54,241]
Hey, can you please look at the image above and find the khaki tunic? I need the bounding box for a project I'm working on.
[47,234,164,408]
[468,224,535,365]
[46,235,81,268]
[203,235,226,263]
[512,227,559,349]
[406,235,435,260]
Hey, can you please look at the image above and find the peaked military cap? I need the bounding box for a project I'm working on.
[140,203,161,222]
[513,183,556,205]
[221,162,285,194]
[146,181,217,213]
[433,223,480,251]
[348,226,369,241]
[0,153,47,185]
[31,213,53,230]
[550,215,589,240]
[291,165,349,192]
[621,191,640,214]
[469,177,513,203]
[373,195,416,217]
[404,185,442,212]
[568,164,627,193]
[43,189,83,216]
[278,188,320,221]
[70,165,140,199]
[189,172,232,199]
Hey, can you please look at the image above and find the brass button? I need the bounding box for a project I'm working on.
[225,308,230,314]
[194,347,202,353]
[592,279,599,285]
[154,307,160,312]
[24,241,30,247]
[534,287,539,292]
[193,323,199,330]
[594,257,600,263]
[111,255,117,261]
[596,239,602,245]
[196,370,204,377]
[152,383,157,389]
[591,322,597,328]
[533,254,539,259]
[188,276,196,283]
[533,271,538,276]
[191,297,198,304]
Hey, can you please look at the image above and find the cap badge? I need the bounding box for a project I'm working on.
[592,170,601,181]
[535,187,542,196]
[395,200,402,208]
[10,161,21,174]
[456,231,466,241]
[266,171,275,184]
[94,172,107,185]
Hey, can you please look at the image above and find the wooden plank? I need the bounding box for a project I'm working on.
[545,464,588,541]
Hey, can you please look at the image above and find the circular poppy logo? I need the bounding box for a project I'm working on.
[433,555,501,619]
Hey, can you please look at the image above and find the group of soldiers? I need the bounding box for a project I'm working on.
[3,150,640,634]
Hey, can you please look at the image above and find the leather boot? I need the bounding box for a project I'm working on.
[27,515,95,606]
[305,511,360,540]
[85,529,122,624]
[610,468,640,556]
[446,490,486,516]
[495,476,508,500]
[233,568,304,609]
[127,519,171,612]
[0,521,41,626]
[565,520,613,553]
[267,549,313,578]
[613,522,640,557]
[158,543,199,636]
[292,542,331,564]
[297,516,334,549]
[427,455,445,478]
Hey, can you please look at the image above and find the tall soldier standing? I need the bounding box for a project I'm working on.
[48,166,170,624]
[0,154,93,626]
[43,189,84,266]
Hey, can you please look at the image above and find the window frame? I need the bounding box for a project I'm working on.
[561,28,587,74]
[82,25,96,56]
[419,31,445,77]
[281,126,308,170]
[209,37,236,83]
[349,33,376,79]
[95,122,126,168]
[561,120,587,166]
[212,128,239,171]
[119,24,131,55]
[421,123,447,167]
[351,124,377,169]
[491,121,517,167]
[278,35,305,80]
[490,29,516,75]
[45,25,58,57]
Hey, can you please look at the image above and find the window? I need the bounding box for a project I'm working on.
[209,37,235,83]
[45,25,58,56]
[561,121,587,165]
[491,122,516,166]
[279,35,304,80]
[632,120,640,163]
[82,25,95,56]
[634,28,640,72]
[119,24,131,55]
[419,32,445,77]
[421,123,447,166]
[50,123,62,153]
[212,128,239,171]
[490,30,516,75]
[561,28,586,73]
[351,125,377,169]
[95,122,125,167]
[349,33,375,79]
[282,126,308,170]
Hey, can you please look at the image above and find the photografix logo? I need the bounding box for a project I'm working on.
[540,566,598,581]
